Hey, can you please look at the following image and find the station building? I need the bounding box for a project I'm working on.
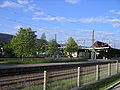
[60,41,120,59]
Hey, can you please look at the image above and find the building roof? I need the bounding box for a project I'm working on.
[92,41,111,48]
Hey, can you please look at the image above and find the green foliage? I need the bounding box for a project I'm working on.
[0,42,5,47]
[36,39,47,55]
[3,42,15,57]
[36,34,48,57]
[40,33,46,40]
[10,28,37,58]
[2,58,87,64]
[65,37,78,57]
[0,42,4,57]
[0,42,15,57]
[47,39,59,57]
[79,73,120,90]
[22,78,77,90]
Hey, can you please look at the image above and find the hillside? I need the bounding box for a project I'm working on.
[0,33,14,42]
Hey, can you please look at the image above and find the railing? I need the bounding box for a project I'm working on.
[0,60,120,90]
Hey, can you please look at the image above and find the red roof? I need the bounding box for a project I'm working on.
[92,41,111,48]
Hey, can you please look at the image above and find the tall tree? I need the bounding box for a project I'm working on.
[36,39,47,56]
[47,39,59,58]
[65,37,78,58]
[10,28,37,58]
[36,33,47,56]
[41,33,46,40]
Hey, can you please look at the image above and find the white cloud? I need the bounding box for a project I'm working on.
[55,16,75,22]
[65,0,80,4]
[32,16,76,22]
[32,17,54,21]
[79,17,120,23]
[107,19,120,23]
[109,10,120,15]
[27,5,35,11]
[38,27,50,32]
[34,12,45,16]
[17,0,29,5]
[112,23,120,28]
[0,0,30,8]
[0,0,36,11]
[77,30,92,33]
[96,31,115,36]
[0,24,3,27]
[79,18,106,23]
[0,1,21,8]
[14,25,23,29]
[32,9,120,29]
[32,15,120,29]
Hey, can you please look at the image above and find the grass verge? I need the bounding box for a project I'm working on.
[22,78,77,90]
[79,73,120,90]
[1,58,87,64]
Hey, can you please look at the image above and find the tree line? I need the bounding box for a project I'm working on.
[0,28,79,58]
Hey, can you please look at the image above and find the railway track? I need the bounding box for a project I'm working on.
[0,68,78,90]
[0,61,117,90]
[0,66,99,90]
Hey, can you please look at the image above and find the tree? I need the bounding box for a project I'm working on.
[41,33,46,40]
[0,42,15,57]
[36,33,47,57]
[36,39,47,57]
[10,28,37,58]
[3,42,15,57]
[47,39,59,58]
[0,42,5,57]
[65,37,78,58]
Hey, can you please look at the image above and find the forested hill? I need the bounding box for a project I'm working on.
[0,33,14,42]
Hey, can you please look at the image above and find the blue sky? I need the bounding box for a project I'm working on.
[0,0,120,48]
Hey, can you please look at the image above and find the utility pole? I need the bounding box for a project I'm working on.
[92,30,95,46]
[83,40,85,47]
[55,34,57,41]
[91,30,96,60]
[54,34,58,58]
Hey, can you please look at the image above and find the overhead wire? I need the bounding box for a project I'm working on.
[0,7,118,47]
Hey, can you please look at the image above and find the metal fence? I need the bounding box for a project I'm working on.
[0,60,120,90]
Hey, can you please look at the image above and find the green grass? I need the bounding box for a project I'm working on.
[21,68,110,90]
[22,78,77,90]
[22,72,118,90]
[1,58,87,64]
[79,73,120,90]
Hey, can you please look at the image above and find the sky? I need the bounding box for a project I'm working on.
[0,0,120,48]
